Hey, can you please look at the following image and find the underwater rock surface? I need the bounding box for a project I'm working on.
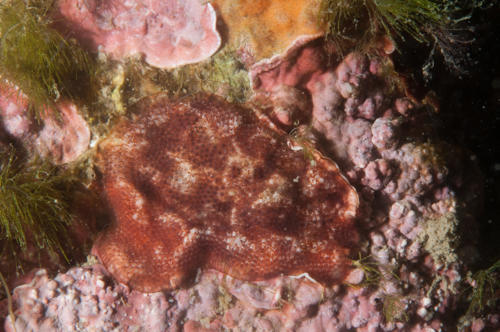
[4,41,490,330]
[2,1,495,330]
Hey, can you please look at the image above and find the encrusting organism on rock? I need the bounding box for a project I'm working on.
[0,83,91,165]
[211,0,323,62]
[94,94,359,292]
[55,0,221,69]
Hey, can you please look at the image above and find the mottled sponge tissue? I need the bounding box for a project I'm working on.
[94,94,359,292]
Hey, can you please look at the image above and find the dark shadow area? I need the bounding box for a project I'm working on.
[392,4,500,268]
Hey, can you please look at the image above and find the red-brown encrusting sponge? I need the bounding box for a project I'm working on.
[94,94,359,292]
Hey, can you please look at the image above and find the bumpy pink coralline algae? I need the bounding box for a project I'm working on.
[56,0,221,68]
[249,38,485,330]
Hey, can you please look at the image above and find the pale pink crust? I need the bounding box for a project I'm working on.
[35,102,90,164]
[0,83,90,164]
[94,94,359,292]
[0,83,30,139]
[56,0,221,68]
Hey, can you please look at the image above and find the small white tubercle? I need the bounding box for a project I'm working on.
[289,272,319,284]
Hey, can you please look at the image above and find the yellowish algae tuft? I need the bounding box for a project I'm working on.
[0,0,93,118]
